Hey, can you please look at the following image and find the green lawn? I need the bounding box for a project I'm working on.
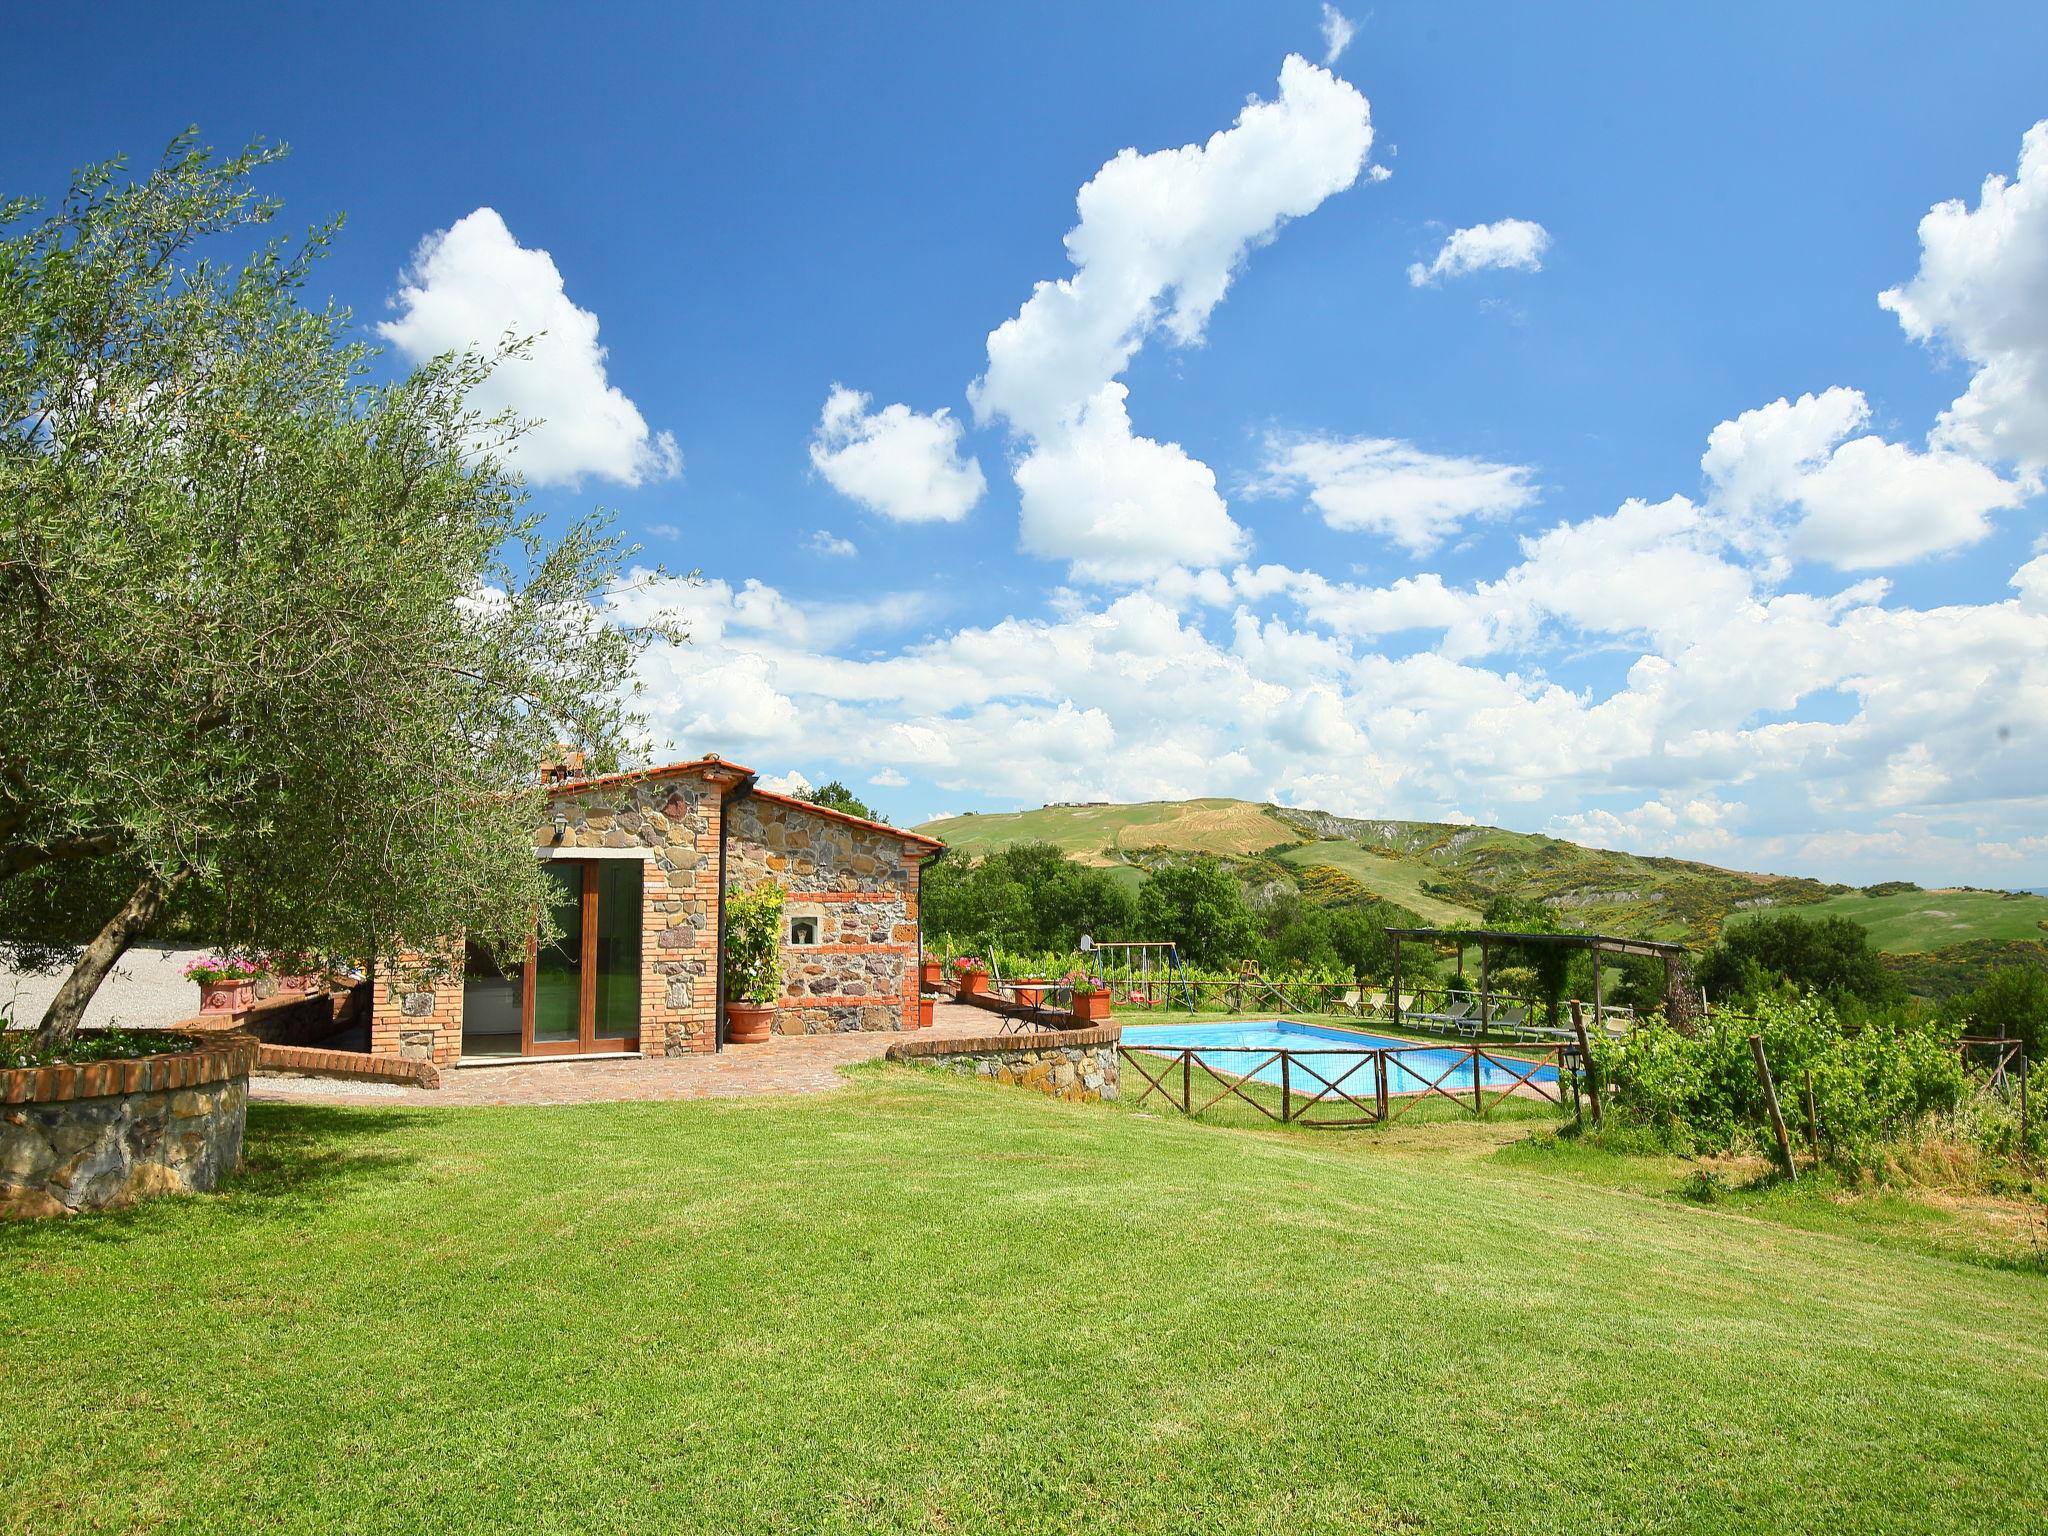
[4,1072,2046,1534]
[1725,887,2048,953]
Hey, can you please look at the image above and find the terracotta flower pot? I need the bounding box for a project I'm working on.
[1014,978,1049,1008]
[726,1001,776,1044]
[956,969,988,997]
[278,973,324,994]
[920,959,944,988]
[198,981,256,1014]
[917,996,935,1029]
[1069,991,1111,1023]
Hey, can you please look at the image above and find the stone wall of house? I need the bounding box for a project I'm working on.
[885,1024,1120,1103]
[1,1034,256,1218]
[725,794,928,1034]
[369,946,465,1067]
[362,765,934,1059]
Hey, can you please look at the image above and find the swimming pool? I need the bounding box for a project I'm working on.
[1119,1020,1560,1099]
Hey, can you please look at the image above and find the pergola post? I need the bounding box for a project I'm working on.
[1478,940,1491,1034]
[1591,945,1603,1028]
[1391,943,1403,1031]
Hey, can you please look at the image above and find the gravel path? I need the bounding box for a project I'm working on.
[0,944,210,1030]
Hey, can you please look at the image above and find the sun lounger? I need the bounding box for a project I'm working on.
[1409,999,1473,1033]
[1489,1005,1530,1036]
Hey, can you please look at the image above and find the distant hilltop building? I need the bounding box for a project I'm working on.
[1043,800,1111,809]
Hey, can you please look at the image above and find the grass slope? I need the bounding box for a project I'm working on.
[921,798,1300,864]
[4,1077,2045,1534]
[1727,887,2048,953]
[1272,839,1481,925]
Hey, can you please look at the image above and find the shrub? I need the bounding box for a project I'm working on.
[1940,966,2048,1057]
[1589,995,1966,1160]
[722,884,784,1005]
[1697,913,1900,1009]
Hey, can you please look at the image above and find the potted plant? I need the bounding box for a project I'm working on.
[920,956,945,989]
[183,954,260,1014]
[266,951,327,993]
[917,994,935,1028]
[1066,972,1111,1023]
[1013,975,1051,1009]
[723,882,785,1044]
[951,955,988,996]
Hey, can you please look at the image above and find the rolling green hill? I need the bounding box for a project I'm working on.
[1726,887,2048,951]
[915,798,2045,959]
[921,799,1302,863]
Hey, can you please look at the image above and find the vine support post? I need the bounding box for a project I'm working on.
[1749,1033,1797,1179]
[1570,1001,1601,1129]
[2020,1054,2030,1151]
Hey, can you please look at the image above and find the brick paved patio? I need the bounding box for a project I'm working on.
[251,1000,1019,1107]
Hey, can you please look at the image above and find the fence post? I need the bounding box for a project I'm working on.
[1181,1049,1192,1115]
[1375,1048,1390,1122]
[1281,1052,1292,1124]
[1570,1001,1601,1129]
[1802,1070,1821,1159]
[1749,1034,1797,1178]
[1472,1045,1483,1117]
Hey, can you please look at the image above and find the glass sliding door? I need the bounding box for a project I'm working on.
[461,940,523,1057]
[590,860,642,1050]
[462,858,641,1059]
[531,862,586,1050]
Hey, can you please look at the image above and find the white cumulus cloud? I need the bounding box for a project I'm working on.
[1253,432,1540,553]
[970,54,1373,579]
[1014,384,1247,579]
[808,385,986,523]
[1880,119,2048,471]
[379,208,678,488]
[1407,218,1552,287]
[1701,388,2024,569]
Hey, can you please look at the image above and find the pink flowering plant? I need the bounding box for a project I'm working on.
[181,954,260,987]
[1061,971,1104,997]
[950,955,986,976]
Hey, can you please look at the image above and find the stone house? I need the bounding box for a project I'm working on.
[368,756,943,1067]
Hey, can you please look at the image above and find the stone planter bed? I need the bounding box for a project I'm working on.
[885,1022,1120,1102]
[1,1030,257,1219]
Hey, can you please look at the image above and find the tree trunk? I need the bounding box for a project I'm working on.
[31,869,181,1052]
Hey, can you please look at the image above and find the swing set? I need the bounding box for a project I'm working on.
[1079,937,1196,1011]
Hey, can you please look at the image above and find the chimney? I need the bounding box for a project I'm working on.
[539,747,587,786]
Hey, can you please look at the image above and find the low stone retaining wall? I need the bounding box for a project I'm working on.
[186,981,369,1048]
[184,981,437,1087]
[886,1023,1120,1103]
[1,1032,258,1218]
[255,1044,440,1089]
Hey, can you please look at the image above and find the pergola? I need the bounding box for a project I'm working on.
[1383,926,1696,1032]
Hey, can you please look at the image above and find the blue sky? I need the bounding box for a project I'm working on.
[9,3,2047,883]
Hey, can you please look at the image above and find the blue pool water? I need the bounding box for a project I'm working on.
[1119,1020,1560,1099]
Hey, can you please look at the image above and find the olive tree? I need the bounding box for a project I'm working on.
[1,135,675,1049]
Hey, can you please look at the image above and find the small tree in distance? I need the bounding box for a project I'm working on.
[0,134,678,1049]
[795,780,878,822]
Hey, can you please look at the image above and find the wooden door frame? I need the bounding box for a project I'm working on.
[520,858,641,1056]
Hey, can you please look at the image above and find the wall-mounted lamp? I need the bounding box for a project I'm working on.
[551,812,569,844]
